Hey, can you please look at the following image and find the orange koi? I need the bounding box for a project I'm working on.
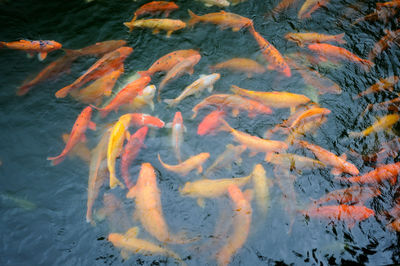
[197,110,225,136]
[120,127,148,190]
[298,0,330,19]
[124,18,186,37]
[285,32,346,47]
[368,29,400,61]
[158,152,210,176]
[297,140,359,176]
[169,112,185,163]
[340,162,400,185]
[61,133,91,163]
[285,107,331,130]
[348,114,400,138]
[128,113,165,128]
[376,0,400,9]
[355,76,399,99]
[216,185,252,266]
[249,27,291,77]
[308,43,374,71]
[138,49,200,77]
[302,205,375,228]
[187,10,253,31]
[93,75,151,118]
[132,1,179,20]
[312,186,381,206]
[267,0,301,16]
[72,40,127,57]
[55,47,133,98]
[191,94,272,119]
[47,106,96,165]
[0,39,62,61]
[209,58,266,77]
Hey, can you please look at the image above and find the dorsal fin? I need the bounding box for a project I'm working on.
[125,226,139,238]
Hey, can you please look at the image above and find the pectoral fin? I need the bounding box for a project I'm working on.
[166,31,173,38]
[197,198,205,208]
[126,186,137,199]
[152,29,160,34]
[125,227,140,238]
[331,167,343,176]
[81,134,87,143]
[339,153,347,160]
[120,249,131,260]
[232,108,240,117]
[38,52,47,61]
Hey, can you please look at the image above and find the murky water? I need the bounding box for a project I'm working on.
[1,0,400,265]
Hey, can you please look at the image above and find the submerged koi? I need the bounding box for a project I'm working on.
[203,144,246,178]
[209,58,266,77]
[73,40,127,57]
[298,0,330,19]
[0,39,62,61]
[124,18,186,37]
[47,106,96,165]
[169,112,185,163]
[340,162,400,185]
[187,10,253,31]
[285,32,346,47]
[368,29,400,61]
[348,114,400,138]
[354,76,399,99]
[312,185,381,206]
[197,110,226,136]
[265,153,325,172]
[132,1,179,20]
[199,0,230,7]
[251,164,271,216]
[158,152,210,176]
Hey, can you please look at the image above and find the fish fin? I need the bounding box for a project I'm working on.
[88,121,96,131]
[232,108,239,117]
[166,31,173,38]
[267,64,275,70]
[187,9,200,27]
[331,167,343,176]
[265,152,275,162]
[236,157,243,165]
[38,52,47,61]
[126,186,137,198]
[187,67,195,75]
[27,52,35,58]
[148,100,155,111]
[204,3,212,7]
[390,176,397,186]
[152,28,160,35]
[197,165,203,174]
[335,33,346,44]
[339,153,347,160]
[290,107,296,114]
[47,154,66,166]
[248,112,257,118]
[197,198,205,208]
[207,86,214,93]
[164,99,176,107]
[123,22,134,32]
[249,151,258,157]
[120,249,131,260]
[125,227,140,238]
[347,220,356,229]
[81,134,87,143]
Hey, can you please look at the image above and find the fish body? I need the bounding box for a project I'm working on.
[308,43,374,71]
[191,94,272,119]
[342,162,400,185]
[158,54,201,100]
[285,117,327,144]
[138,49,200,77]
[297,140,359,175]
[48,106,96,165]
[120,127,148,190]
[209,58,266,77]
[197,110,226,136]
[55,47,133,98]
[199,0,230,7]
[266,153,325,171]
[203,144,246,178]
[187,10,253,31]
[355,76,399,99]
[285,32,346,47]
[170,112,185,163]
[179,175,251,198]
[0,39,62,60]
[164,73,220,107]
[231,85,310,109]
[94,75,151,118]
[61,133,91,163]
[216,185,252,266]
[108,228,182,262]
[269,0,301,16]
[298,0,329,19]
[286,107,331,130]
[368,29,400,61]
[349,114,400,138]
[124,18,186,37]
[251,164,271,216]
[158,152,210,176]
[376,0,400,9]
[312,186,381,206]
[302,205,375,228]
[249,27,291,77]
[75,40,127,57]
[133,1,179,20]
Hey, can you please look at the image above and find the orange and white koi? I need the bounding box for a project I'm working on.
[123,85,156,111]
[128,113,165,128]
[265,153,325,172]
[187,10,253,31]
[124,18,186,37]
[47,106,96,165]
[132,1,179,20]
[216,185,252,266]
[354,76,399,99]
[191,94,272,119]
[311,185,381,206]
[348,114,399,138]
[0,39,62,61]
[340,162,400,185]
[209,58,266,77]
[197,110,226,136]
[285,32,346,47]
[168,112,185,163]
[297,140,359,176]
[158,152,210,176]
[249,27,291,77]
[164,73,220,107]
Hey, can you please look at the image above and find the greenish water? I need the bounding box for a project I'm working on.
[1,0,400,265]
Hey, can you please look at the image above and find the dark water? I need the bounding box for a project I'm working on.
[1,0,400,265]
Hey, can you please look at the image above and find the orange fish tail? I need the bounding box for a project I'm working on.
[55,85,72,98]
[187,10,200,27]
[16,84,32,96]
[47,154,66,166]
[123,22,134,32]
[335,33,346,44]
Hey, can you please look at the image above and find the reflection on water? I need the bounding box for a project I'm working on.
[1,0,400,265]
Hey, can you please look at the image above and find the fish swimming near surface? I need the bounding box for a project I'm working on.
[376,0,400,9]
[311,185,381,206]
[197,109,226,136]
[124,18,186,37]
[47,106,96,165]
[0,39,62,61]
[285,32,346,47]
[209,58,266,77]
[339,162,400,185]
[265,153,325,172]
[128,113,165,128]
[164,73,220,107]
[61,133,91,163]
[132,1,179,21]
[348,114,400,138]
[354,76,399,99]
[158,152,210,176]
[283,107,331,132]
[267,0,301,17]
[72,40,127,57]
[187,10,253,31]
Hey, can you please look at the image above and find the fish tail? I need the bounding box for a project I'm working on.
[16,84,33,96]
[335,33,346,44]
[123,22,134,32]
[55,85,73,98]
[157,153,170,169]
[47,154,66,166]
[218,119,232,132]
[187,9,200,27]
[163,98,177,107]
[230,84,242,94]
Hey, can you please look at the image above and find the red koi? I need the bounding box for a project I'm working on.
[133,1,179,20]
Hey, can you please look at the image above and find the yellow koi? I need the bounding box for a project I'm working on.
[349,114,400,138]
[158,152,210,176]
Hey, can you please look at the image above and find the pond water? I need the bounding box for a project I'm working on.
[1,0,400,265]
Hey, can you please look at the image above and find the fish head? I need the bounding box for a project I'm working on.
[46,40,62,50]
[343,162,359,176]
[108,233,123,245]
[143,115,165,128]
[179,182,193,195]
[140,85,156,100]
[134,126,149,141]
[200,153,211,161]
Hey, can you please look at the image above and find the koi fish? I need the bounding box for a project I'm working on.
[168,112,185,163]
[368,29,400,61]
[216,185,252,266]
[47,106,96,165]
[187,10,253,31]
[120,127,148,190]
[354,76,399,99]
[265,153,325,172]
[249,27,291,77]
[362,97,400,117]
[284,107,331,131]
[308,43,374,71]
[132,1,179,21]
[126,163,194,244]
[191,94,272,119]
[138,49,200,77]
[301,205,375,228]
[158,152,210,176]
[220,120,288,160]
[285,32,346,47]
[267,0,301,17]
[124,18,186,37]
[93,75,151,118]
[197,110,226,136]
[203,144,246,178]
[340,162,400,185]
[231,85,310,109]
[164,73,220,107]
[199,0,230,7]
[123,85,156,111]
[69,40,127,57]
[55,47,133,98]
[128,113,165,128]
[158,54,201,101]
[348,114,400,138]
[108,227,183,262]
[251,164,271,216]
[376,0,400,9]
[86,129,110,224]
[0,39,62,61]
[285,116,327,144]
[298,0,330,19]
[311,186,381,206]
[209,58,266,77]
[297,140,359,175]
